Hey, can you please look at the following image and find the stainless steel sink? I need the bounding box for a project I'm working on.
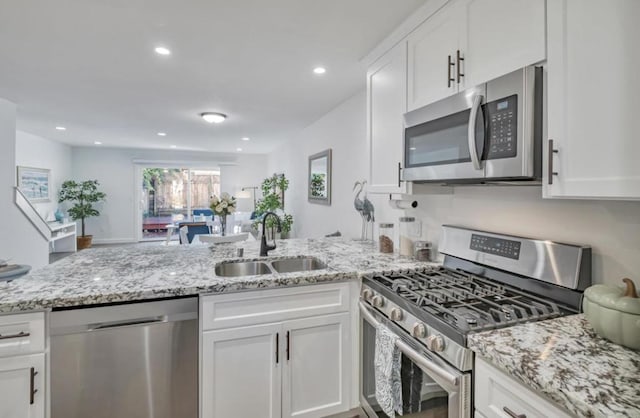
[270,257,327,273]
[214,261,273,277]
[214,257,327,277]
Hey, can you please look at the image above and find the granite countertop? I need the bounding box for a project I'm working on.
[0,238,435,313]
[468,314,640,418]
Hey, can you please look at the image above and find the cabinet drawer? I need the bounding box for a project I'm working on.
[475,357,573,418]
[201,283,351,331]
[0,312,46,358]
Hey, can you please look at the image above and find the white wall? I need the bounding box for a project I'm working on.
[15,130,72,220]
[406,187,640,286]
[0,99,49,268]
[268,89,394,239]
[72,147,268,243]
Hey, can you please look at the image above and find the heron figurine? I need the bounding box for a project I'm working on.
[353,180,375,240]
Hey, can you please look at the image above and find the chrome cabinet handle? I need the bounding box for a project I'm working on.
[286,331,290,361]
[0,331,30,340]
[548,139,559,185]
[468,94,485,170]
[456,50,464,84]
[503,406,526,418]
[30,367,38,405]
[447,55,455,87]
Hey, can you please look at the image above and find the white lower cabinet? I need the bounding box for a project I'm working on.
[282,313,350,418]
[475,357,572,418]
[202,323,282,418]
[0,353,45,418]
[200,283,353,418]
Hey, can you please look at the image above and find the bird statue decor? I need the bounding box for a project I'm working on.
[353,180,375,240]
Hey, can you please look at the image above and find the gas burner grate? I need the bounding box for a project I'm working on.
[369,267,561,333]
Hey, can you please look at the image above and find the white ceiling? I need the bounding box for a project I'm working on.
[0,0,426,154]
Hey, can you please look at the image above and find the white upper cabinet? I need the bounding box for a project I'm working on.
[545,0,640,199]
[367,42,409,194]
[406,0,546,113]
[461,0,546,88]
[407,3,461,111]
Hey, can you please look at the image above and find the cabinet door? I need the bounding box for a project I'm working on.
[0,353,45,418]
[545,0,640,199]
[367,42,408,194]
[407,2,461,111]
[201,323,282,418]
[461,0,546,88]
[282,313,350,418]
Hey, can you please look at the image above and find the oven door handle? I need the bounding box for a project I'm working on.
[359,301,459,388]
[468,94,484,170]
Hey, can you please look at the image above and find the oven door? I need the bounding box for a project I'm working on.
[359,302,471,418]
[402,86,486,182]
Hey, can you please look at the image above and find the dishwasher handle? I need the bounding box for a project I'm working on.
[89,316,167,331]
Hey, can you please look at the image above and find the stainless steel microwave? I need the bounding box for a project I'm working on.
[402,66,542,183]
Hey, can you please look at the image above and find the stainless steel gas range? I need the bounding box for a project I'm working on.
[359,225,591,418]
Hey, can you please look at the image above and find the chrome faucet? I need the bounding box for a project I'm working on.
[260,212,282,257]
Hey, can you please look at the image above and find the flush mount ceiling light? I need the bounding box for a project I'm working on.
[241,137,250,141]
[55,126,66,131]
[200,112,227,124]
[313,67,326,74]
[157,132,167,136]
[94,141,102,145]
[154,46,171,56]
[236,148,243,152]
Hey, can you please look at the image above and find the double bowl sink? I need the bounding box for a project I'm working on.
[215,257,327,277]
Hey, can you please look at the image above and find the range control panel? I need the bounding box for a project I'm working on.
[485,94,518,160]
[470,233,521,260]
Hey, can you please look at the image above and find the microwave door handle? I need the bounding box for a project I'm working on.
[468,95,484,170]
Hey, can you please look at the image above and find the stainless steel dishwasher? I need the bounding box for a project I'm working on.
[50,297,198,418]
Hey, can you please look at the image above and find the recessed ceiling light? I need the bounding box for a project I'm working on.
[241,137,250,141]
[155,46,171,56]
[55,126,66,131]
[170,145,177,149]
[236,148,243,152]
[157,132,167,136]
[94,141,102,145]
[313,67,326,74]
[200,112,227,124]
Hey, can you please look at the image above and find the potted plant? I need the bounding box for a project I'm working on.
[58,180,106,250]
[209,192,237,236]
[252,173,293,238]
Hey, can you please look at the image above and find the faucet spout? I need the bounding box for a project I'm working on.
[259,212,282,257]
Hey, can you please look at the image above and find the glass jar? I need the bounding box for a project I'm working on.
[378,223,394,253]
[414,241,433,262]
[399,217,421,257]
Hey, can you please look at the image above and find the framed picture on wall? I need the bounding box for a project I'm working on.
[17,166,51,202]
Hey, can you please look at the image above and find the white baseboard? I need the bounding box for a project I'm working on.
[91,238,137,245]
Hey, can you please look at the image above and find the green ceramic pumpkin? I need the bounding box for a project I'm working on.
[583,278,640,350]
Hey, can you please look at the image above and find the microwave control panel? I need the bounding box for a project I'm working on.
[470,233,521,260]
[485,94,518,160]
